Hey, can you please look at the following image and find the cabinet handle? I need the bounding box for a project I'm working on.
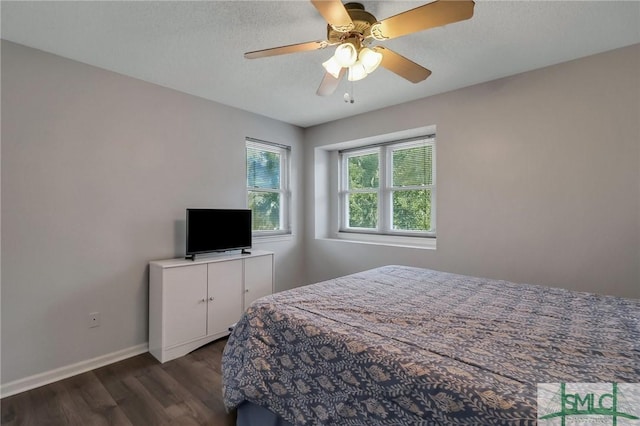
[245,289,249,293]
[209,296,214,301]
[200,298,206,303]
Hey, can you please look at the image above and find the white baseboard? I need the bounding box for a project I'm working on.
[0,343,149,399]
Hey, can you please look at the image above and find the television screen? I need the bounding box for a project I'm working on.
[186,209,251,258]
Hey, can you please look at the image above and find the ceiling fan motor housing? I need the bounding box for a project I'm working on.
[327,2,377,43]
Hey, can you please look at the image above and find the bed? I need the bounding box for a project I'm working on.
[222,265,640,425]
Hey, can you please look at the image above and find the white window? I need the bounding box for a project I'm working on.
[246,138,291,236]
[339,135,435,237]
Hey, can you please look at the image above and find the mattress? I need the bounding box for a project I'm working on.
[222,265,640,425]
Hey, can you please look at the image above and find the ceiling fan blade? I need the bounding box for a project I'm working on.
[375,46,432,83]
[245,40,329,59]
[311,0,355,32]
[371,0,475,40]
[316,68,346,96]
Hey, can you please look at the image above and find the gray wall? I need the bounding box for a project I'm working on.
[1,41,305,384]
[304,44,640,299]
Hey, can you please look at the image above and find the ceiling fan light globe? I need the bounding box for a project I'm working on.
[359,48,383,74]
[322,56,343,79]
[334,43,358,67]
[348,62,367,82]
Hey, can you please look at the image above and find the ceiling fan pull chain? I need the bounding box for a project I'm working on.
[344,79,355,104]
[350,80,355,104]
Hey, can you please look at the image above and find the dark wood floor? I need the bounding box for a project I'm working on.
[1,338,236,426]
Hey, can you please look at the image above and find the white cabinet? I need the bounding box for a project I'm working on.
[149,250,273,363]
[162,264,208,348]
[207,260,243,337]
[244,255,275,307]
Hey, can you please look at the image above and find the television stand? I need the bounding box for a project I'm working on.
[241,249,251,254]
[149,250,274,363]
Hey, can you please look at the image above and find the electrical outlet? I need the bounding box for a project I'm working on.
[89,312,101,328]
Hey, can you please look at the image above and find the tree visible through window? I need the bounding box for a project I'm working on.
[246,139,290,234]
[347,151,379,229]
[391,144,433,232]
[340,136,435,236]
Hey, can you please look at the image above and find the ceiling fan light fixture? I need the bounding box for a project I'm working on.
[322,56,343,79]
[334,42,358,67]
[359,47,383,74]
[348,61,367,82]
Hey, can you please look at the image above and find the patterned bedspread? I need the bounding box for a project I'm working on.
[222,265,640,425]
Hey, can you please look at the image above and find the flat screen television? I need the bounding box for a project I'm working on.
[185,209,252,259]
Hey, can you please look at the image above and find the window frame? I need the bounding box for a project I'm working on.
[339,146,380,232]
[246,138,291,237]
[338,135,436,238]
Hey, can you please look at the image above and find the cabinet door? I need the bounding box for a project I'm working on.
[163,265,208,347]
[244,255,274,308]
[207,261,243,336]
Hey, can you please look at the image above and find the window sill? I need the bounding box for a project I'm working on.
[253,233,294,243]
[321,232,436,250]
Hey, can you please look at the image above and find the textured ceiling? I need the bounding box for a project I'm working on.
[2,1,639,128]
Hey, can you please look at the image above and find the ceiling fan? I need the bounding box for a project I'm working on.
[244,0,475,96]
